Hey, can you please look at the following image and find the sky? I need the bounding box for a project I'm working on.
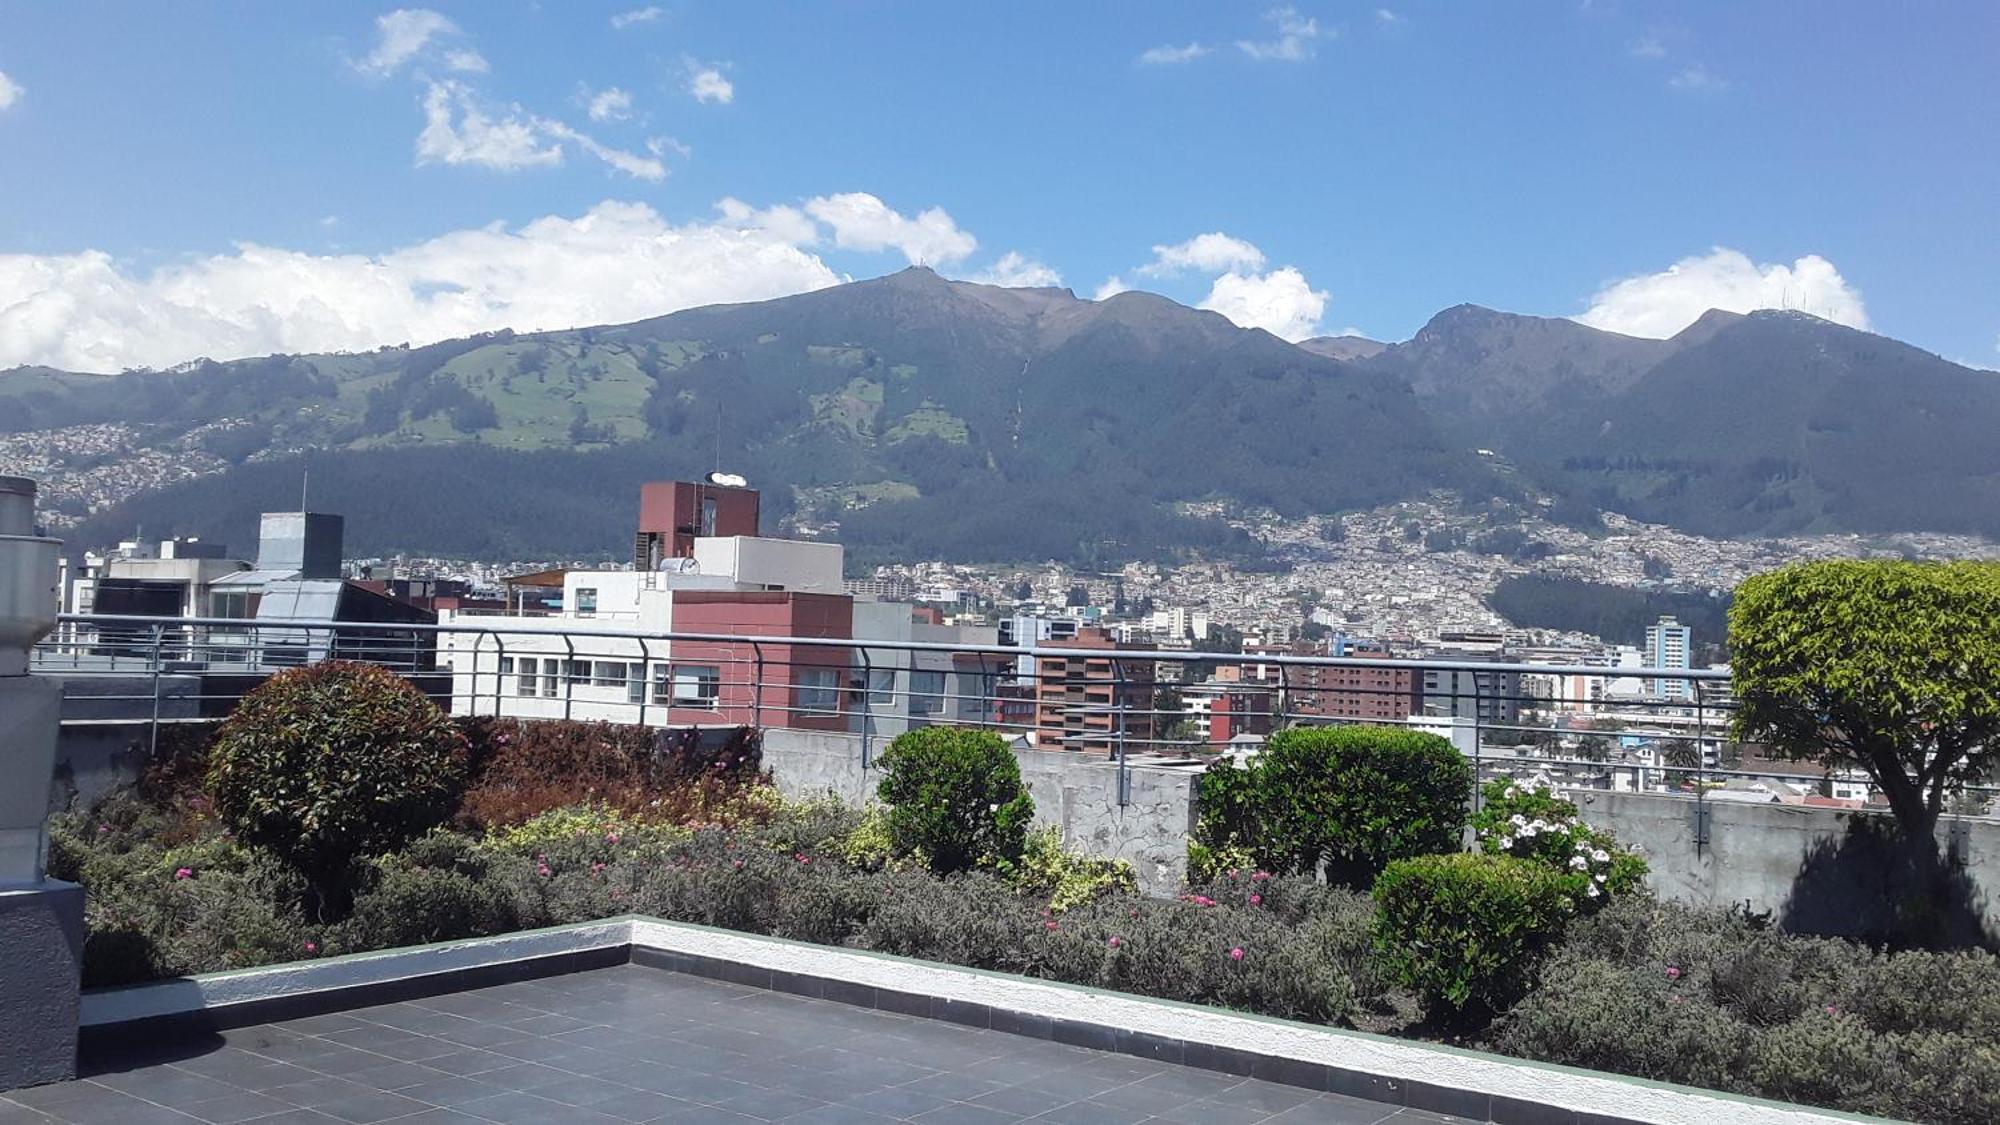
[0,2,1994,372]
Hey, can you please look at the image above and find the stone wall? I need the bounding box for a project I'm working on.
[760,729,1200,896]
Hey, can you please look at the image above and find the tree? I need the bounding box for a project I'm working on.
[1573,734,1612,763]
[1660,737,1702,789]
[875,728,1034,874]
[1065,584,1091,608]
[1732,561,2000,857]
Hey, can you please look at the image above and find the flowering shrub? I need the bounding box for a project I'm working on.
[1373,852,1575,1018]
[1470,778,1646,907]
[1002,827,1137,913]
[479,804,687,856]
[206,661,469,912]
[1195,725,1471,886]
[457,719,766,830]
[874,727,1034,874]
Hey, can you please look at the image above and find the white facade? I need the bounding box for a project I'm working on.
[1646,616,1693,702]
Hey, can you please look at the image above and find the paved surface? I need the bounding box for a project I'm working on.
[0,966,1477,1125]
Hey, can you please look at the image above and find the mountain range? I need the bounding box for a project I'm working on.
[5,266,1997,566]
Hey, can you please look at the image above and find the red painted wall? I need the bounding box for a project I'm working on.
[669,591,852,730]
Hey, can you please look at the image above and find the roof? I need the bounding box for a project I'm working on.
[209,568,301,588]
[502,568,571,587]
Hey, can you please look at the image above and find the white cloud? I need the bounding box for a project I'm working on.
[587,87,633,122]
[416,82,562,171]
[1238,6,1325,62]
[444,48,489,74]
[965,252,1062,289]
[1139,43,1210,65]
[1376,9,1402,23]
[610,6,664,30]
[1200,267,1328,340]
[0,71,22,111]
[0,201,846,372]
[535,119,667,182]
[686,60,734,104]
[714,198,820,246]
[804,192,976,265]
[357,8,457,76]
[1629,34,1667,59]
[1575,248,1869,339]
[1093,277,1131,300]
[1140,232,1267,276]
[1668,64,1729,92]
[415,83,666,180]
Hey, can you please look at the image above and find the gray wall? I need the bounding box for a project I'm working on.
[760,729,1199,896]
[1570,790,2000,943]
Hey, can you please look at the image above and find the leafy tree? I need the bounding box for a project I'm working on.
[875,728,1034,874]
[1660,738,1702,788]
[1573,734,1612,763]
[1732,561,2000,857]
[1009,579,1033,602]
[1064,584,1091,608]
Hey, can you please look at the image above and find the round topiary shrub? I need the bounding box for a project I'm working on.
[874,727,1034,875]
[207,660,469,912]
[1373,851,1575,1020]
[1195,725,1471,885]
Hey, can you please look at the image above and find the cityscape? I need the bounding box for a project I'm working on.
[3,5,1998,1124]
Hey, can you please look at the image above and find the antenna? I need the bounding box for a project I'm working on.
[300,466,309,512]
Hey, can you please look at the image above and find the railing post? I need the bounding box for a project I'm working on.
[1694,679,1711,855]
[859,648,874,772]
[751,640,766,730]
[561,635,576,722]
[492,633,506,719]
[637,639,650,728]
[1113,657,1130,807]
[148,622,164,761]
[1470,670,1483,816]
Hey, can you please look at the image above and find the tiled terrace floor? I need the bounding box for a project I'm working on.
[1,966,1479,1125]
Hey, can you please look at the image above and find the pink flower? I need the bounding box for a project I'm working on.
[1666,966,1682,980]
[304,941,317,954]
[1251,871,1271,882]
[97,825,110,834]
[174,867,194,881]
[536,863,552,877]
[1108,936,1121,949]
[1044,920,1059,931]
[590,862,606,874]
[732,859,745,869]
[1227,869,1239,879]
[1249,894,1263,906]
[1825,1005,1839,1015]
[795,853,811,865]
[1670,994,1684,1004]
[1228,947,1245,962]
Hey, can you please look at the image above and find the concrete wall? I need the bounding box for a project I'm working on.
[760,729,1200,896]
[1571,790,2000,942]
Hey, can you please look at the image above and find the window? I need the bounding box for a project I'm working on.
[566,660,590,686]
[867,668,897,707]
[796,668,840,715]
[672,665,721,709]
[625,663,645,705]
[651,663,671,705]
[910,670,946,715]
[575,587,597,617]
[542,658,562,698]
[498,657,515,675]
[515,658,537,697]
[700,497,718,537]
[593,660,623,688]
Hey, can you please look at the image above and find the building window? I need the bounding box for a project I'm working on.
[910,670,946,715]
[796,668,840,715]
[566,660,590,686]
[651,664,671,705]
[575,587,597,617]
[593,660,623,688]
[672,665,721,710]
[542,658,562,698]
[625,663,645,705]
[515,658,537,697]
[867,668,897,707]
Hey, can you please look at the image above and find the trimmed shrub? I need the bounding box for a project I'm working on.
[334,858,516,953]
[1496,958,1754,1091]
[206,661,469,911]
[1195,725,1470,885]
[1005,827,1137,912]
[1470,778,1647,908]
[458,719,764,830]
[859,872,1037,970]
[1373,852,1574,1017]
[874,728,1034,874]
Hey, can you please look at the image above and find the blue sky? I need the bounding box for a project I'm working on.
[0,2,1994,371]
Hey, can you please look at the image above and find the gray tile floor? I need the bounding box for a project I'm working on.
[0,966,1475,1125]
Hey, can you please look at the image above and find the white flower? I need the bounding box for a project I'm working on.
[1591,848,1610,863]
[1586,883,1601,898]
[1568,855,1588,870]
[1509,814,1527,828]
[1594,872,1608,883]
[1521,824,1539,837]
[1497,836,1514,850]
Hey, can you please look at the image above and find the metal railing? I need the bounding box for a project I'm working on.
[33,612,1992,819]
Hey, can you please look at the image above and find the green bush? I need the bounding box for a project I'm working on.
[858,872,1037,970]
[1005,827,1137,912]
[874,728,1034,874]
[1195,726,1471,885]
[206,661,469,911]
[334,857,516,953]
[1470,778,1647,907]
[1373,852,1574,1017]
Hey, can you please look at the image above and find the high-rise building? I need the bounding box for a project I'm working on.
[1645,615,1693,702]
[1032,626,1156,755]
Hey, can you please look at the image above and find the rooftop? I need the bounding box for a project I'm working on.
[8,965,1467,1125]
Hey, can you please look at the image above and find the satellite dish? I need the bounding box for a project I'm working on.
[705,471,748,488]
